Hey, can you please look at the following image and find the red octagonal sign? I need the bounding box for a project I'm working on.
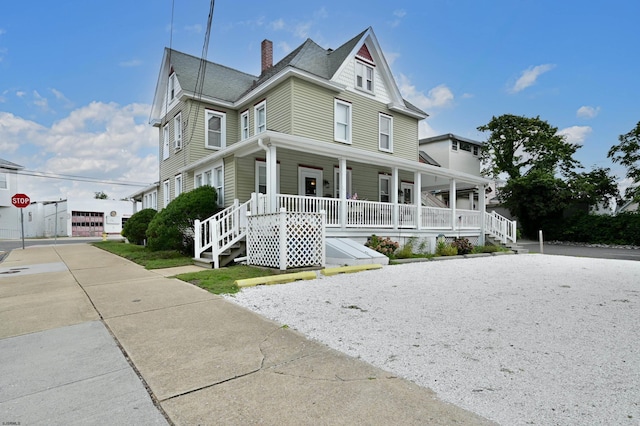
[11,193,30,208]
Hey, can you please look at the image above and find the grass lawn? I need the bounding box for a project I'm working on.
[175,265,276,295]
[92,240,275,294]
[92,241,194,269]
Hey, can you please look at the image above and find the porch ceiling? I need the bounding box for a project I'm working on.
[180,130,491,186]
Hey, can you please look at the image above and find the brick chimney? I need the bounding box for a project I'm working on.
[261,39,273,73]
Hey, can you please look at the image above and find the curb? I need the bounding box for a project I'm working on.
[235,271,317,288]
[321,264,383,276]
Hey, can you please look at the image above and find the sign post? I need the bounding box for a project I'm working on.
[11,193,30,250]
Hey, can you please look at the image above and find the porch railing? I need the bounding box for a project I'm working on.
[485,211,517,244]
[194,199,250,268]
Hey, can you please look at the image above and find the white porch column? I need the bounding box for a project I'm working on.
[267,144,277,214]
[469,192,474,210]
[391,167,399,228]
[478,184,486,245]
[450,178,457,231]
[339,157,347,228]
[414,171,422,229]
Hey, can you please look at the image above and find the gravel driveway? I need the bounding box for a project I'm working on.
[227,254,640,425]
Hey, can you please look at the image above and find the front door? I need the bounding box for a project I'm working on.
[298,167,323,197]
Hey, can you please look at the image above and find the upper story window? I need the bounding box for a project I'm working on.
[205,110,226,149]
[473,146,479,156]
[254,101,266,134]
[174,113,182,150]
[240,110,249,140]
[355,61,374,93]
[379,114,393,152]
[334,99,352,144]
[451,140,458,151]
[168,73,176,101]
[0,173,7,190]
[163,124,170,160]
[460,141,472,152]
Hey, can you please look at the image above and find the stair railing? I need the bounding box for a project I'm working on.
[484,211,517,244]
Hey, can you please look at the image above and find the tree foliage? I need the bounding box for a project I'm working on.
[121,208,157,245]
[146,186,219,254]
[477,114,581,179]
[608,121,640,203]
[94,191,109,199]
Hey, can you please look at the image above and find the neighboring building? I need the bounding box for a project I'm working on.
[419,134,483,210]
[138,27,515,267]
[0,159,25,239]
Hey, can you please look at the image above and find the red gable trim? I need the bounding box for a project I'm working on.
[356,44,375,65]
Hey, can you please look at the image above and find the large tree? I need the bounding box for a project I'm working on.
[477,114,581,179]
[607,121,640,203]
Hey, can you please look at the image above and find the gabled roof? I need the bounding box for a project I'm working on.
[0,158,24,170]
[420,133,483,147]
[151,27,427,123]
[419,151,441,167]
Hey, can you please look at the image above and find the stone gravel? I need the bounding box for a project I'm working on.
[227,254,640,425]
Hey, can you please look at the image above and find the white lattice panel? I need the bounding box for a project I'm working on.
[247,210,325,270]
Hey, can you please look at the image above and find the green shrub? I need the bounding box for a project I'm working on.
[546,211,640,245]
[365,234,399,257]
[396,236,430,258]
[472,244,503,254]
[146,186,219,254]
[451,237,473,255]
[121,208,157,245]
[435,239,458,256]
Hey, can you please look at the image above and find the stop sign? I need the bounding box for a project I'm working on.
[11,193,30,208]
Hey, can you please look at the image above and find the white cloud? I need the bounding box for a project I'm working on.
[278,41,292,54]
[119,59,142,67]
[1,102,158,201]
[509,64,555,93]
[398,74,454,110]
[295,22,312,39]
[391,9,406,27]
[576,105,600,119]
[16,90,26,98]
[418,120,438,139]
[32,90,49,111]
[557,125,592,145]
[184,24,202,34]
[314,7,328,19]
[50,88,73,108]
[270,19,285,31]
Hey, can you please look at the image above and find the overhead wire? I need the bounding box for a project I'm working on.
[12,169,152,187]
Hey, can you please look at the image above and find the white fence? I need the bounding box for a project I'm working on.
[246,208,326,270]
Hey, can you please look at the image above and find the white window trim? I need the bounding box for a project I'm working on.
[334,99,352,144]
[355,60,374,94]
[174,174,182,198]
[168,73,176,101]
[213,164,224,206]
[379,174,391,203]
[163,180,170,208]
[194,173,203,189]
[333,167,352,198]
[163,124,170,160]
[205,109,226,150]
[254,101,266,134]
[174,113,182,150]
[451,140,458,151]
[379,113,393,153]
[0,172,8,190]
[240,110,249,140]
[255,160,280,194]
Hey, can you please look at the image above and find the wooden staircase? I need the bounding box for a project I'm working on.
[194,239,247,269]
[485,235,529,254]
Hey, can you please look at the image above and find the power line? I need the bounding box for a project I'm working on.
[12,169,152,187]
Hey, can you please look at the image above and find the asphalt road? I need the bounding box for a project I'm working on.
[519,240,640,261]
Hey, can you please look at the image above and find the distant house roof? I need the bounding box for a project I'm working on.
[0,158,24,170]
[419,151,441,167]
[419,133,483,147]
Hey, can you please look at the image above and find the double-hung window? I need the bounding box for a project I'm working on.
[451,140,458,151]
[379,175,391,203]
[174,174,182,198]
[255,160,280,194]
[205,110,226,149]
[254,101,266,134]
[163,180,170,207]
[0,173,7,190]
[355,61,374,93]
[174,113,182,149]
[240,110,249,140]
[214,165,224,205]
[334,99,352,144]
[194,173,203,188]
[379,114,393,152]
[163,124,170,160]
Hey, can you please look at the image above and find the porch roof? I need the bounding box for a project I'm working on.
[181,130,491,186]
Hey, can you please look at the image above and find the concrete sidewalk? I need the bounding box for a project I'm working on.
[0,244,494,425]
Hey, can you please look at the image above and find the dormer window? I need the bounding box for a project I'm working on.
[168,73,176,101]
[355,61,374,93]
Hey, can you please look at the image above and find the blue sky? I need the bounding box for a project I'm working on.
[1,0,639,202]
